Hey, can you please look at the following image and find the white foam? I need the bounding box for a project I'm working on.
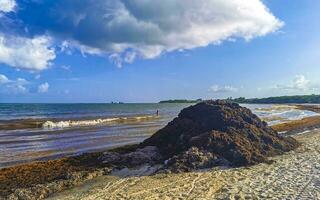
[246,104,320,126]
[296,128,320,136]
[42,115,158,129]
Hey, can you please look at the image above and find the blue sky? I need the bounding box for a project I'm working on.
[0,0,319,103]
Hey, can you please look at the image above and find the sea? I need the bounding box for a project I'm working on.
[0,103,318,168]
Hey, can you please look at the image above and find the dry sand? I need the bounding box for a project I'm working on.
[49,130,320,200]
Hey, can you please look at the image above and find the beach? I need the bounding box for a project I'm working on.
[2,1,319,199]
[48,130,320,200]
[1,103,316,168]
[1,103,320,199]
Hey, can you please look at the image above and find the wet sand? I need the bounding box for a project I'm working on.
[49,130,320,200]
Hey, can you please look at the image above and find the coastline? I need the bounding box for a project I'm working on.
[1,104,320,199]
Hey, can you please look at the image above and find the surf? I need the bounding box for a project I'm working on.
[42,115,160,129]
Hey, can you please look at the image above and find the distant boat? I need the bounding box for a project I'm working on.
[111,101,124,104]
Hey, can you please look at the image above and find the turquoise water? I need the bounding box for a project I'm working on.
[0,103,318,168]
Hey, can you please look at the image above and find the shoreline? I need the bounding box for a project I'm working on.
[1,104,320,199]
[0,114,160,131]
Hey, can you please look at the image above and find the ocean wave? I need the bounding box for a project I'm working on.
[249,104,320,126]
[255,105,297,112]
[42,115,159,129]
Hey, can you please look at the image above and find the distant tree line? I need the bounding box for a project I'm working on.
[159,95,320,104]
[231,94,320,104]
[159,99,203,103]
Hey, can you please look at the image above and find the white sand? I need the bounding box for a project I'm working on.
[49,131,320,200]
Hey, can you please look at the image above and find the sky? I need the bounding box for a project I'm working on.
[0,0,319,103]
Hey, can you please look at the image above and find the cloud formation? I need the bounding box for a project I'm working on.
[0,74,53,94]
[0,0,283,69]
[38,82,49,93]
[0,0,15,13]
[274,75,311,91]
[0,35,56,71]
[0,74,9,83]
[210,85,238,93]
[0,73,29,93]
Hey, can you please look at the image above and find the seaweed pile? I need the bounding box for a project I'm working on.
[139,100,299,172]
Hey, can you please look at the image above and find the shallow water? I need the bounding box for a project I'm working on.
[0,103,318,168]
[0,103,192,167]
[243,104,319,125]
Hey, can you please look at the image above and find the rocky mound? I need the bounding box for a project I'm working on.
[140,100,299,172]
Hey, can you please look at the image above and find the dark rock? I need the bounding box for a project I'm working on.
[140,100,299,171]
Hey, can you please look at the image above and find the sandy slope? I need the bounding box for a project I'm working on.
[49,131,320,200]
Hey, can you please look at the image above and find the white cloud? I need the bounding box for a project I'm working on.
[38,82,49,93]
[0,0,16,13]
[8,84,27,93]
[124,51,137,64]
[109,53,123,68]
[293,75,309,89]
[274,75,311,91]
[0,73,29,93]
[0,35,56,71]
[14,0,283,67]
[16,78,28,85]
[0,74,9,84]
[210,85,238,93]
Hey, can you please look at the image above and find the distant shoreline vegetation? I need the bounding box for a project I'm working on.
[160,95,320,104]
[231,94,320,104]
[159,99,203,103]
